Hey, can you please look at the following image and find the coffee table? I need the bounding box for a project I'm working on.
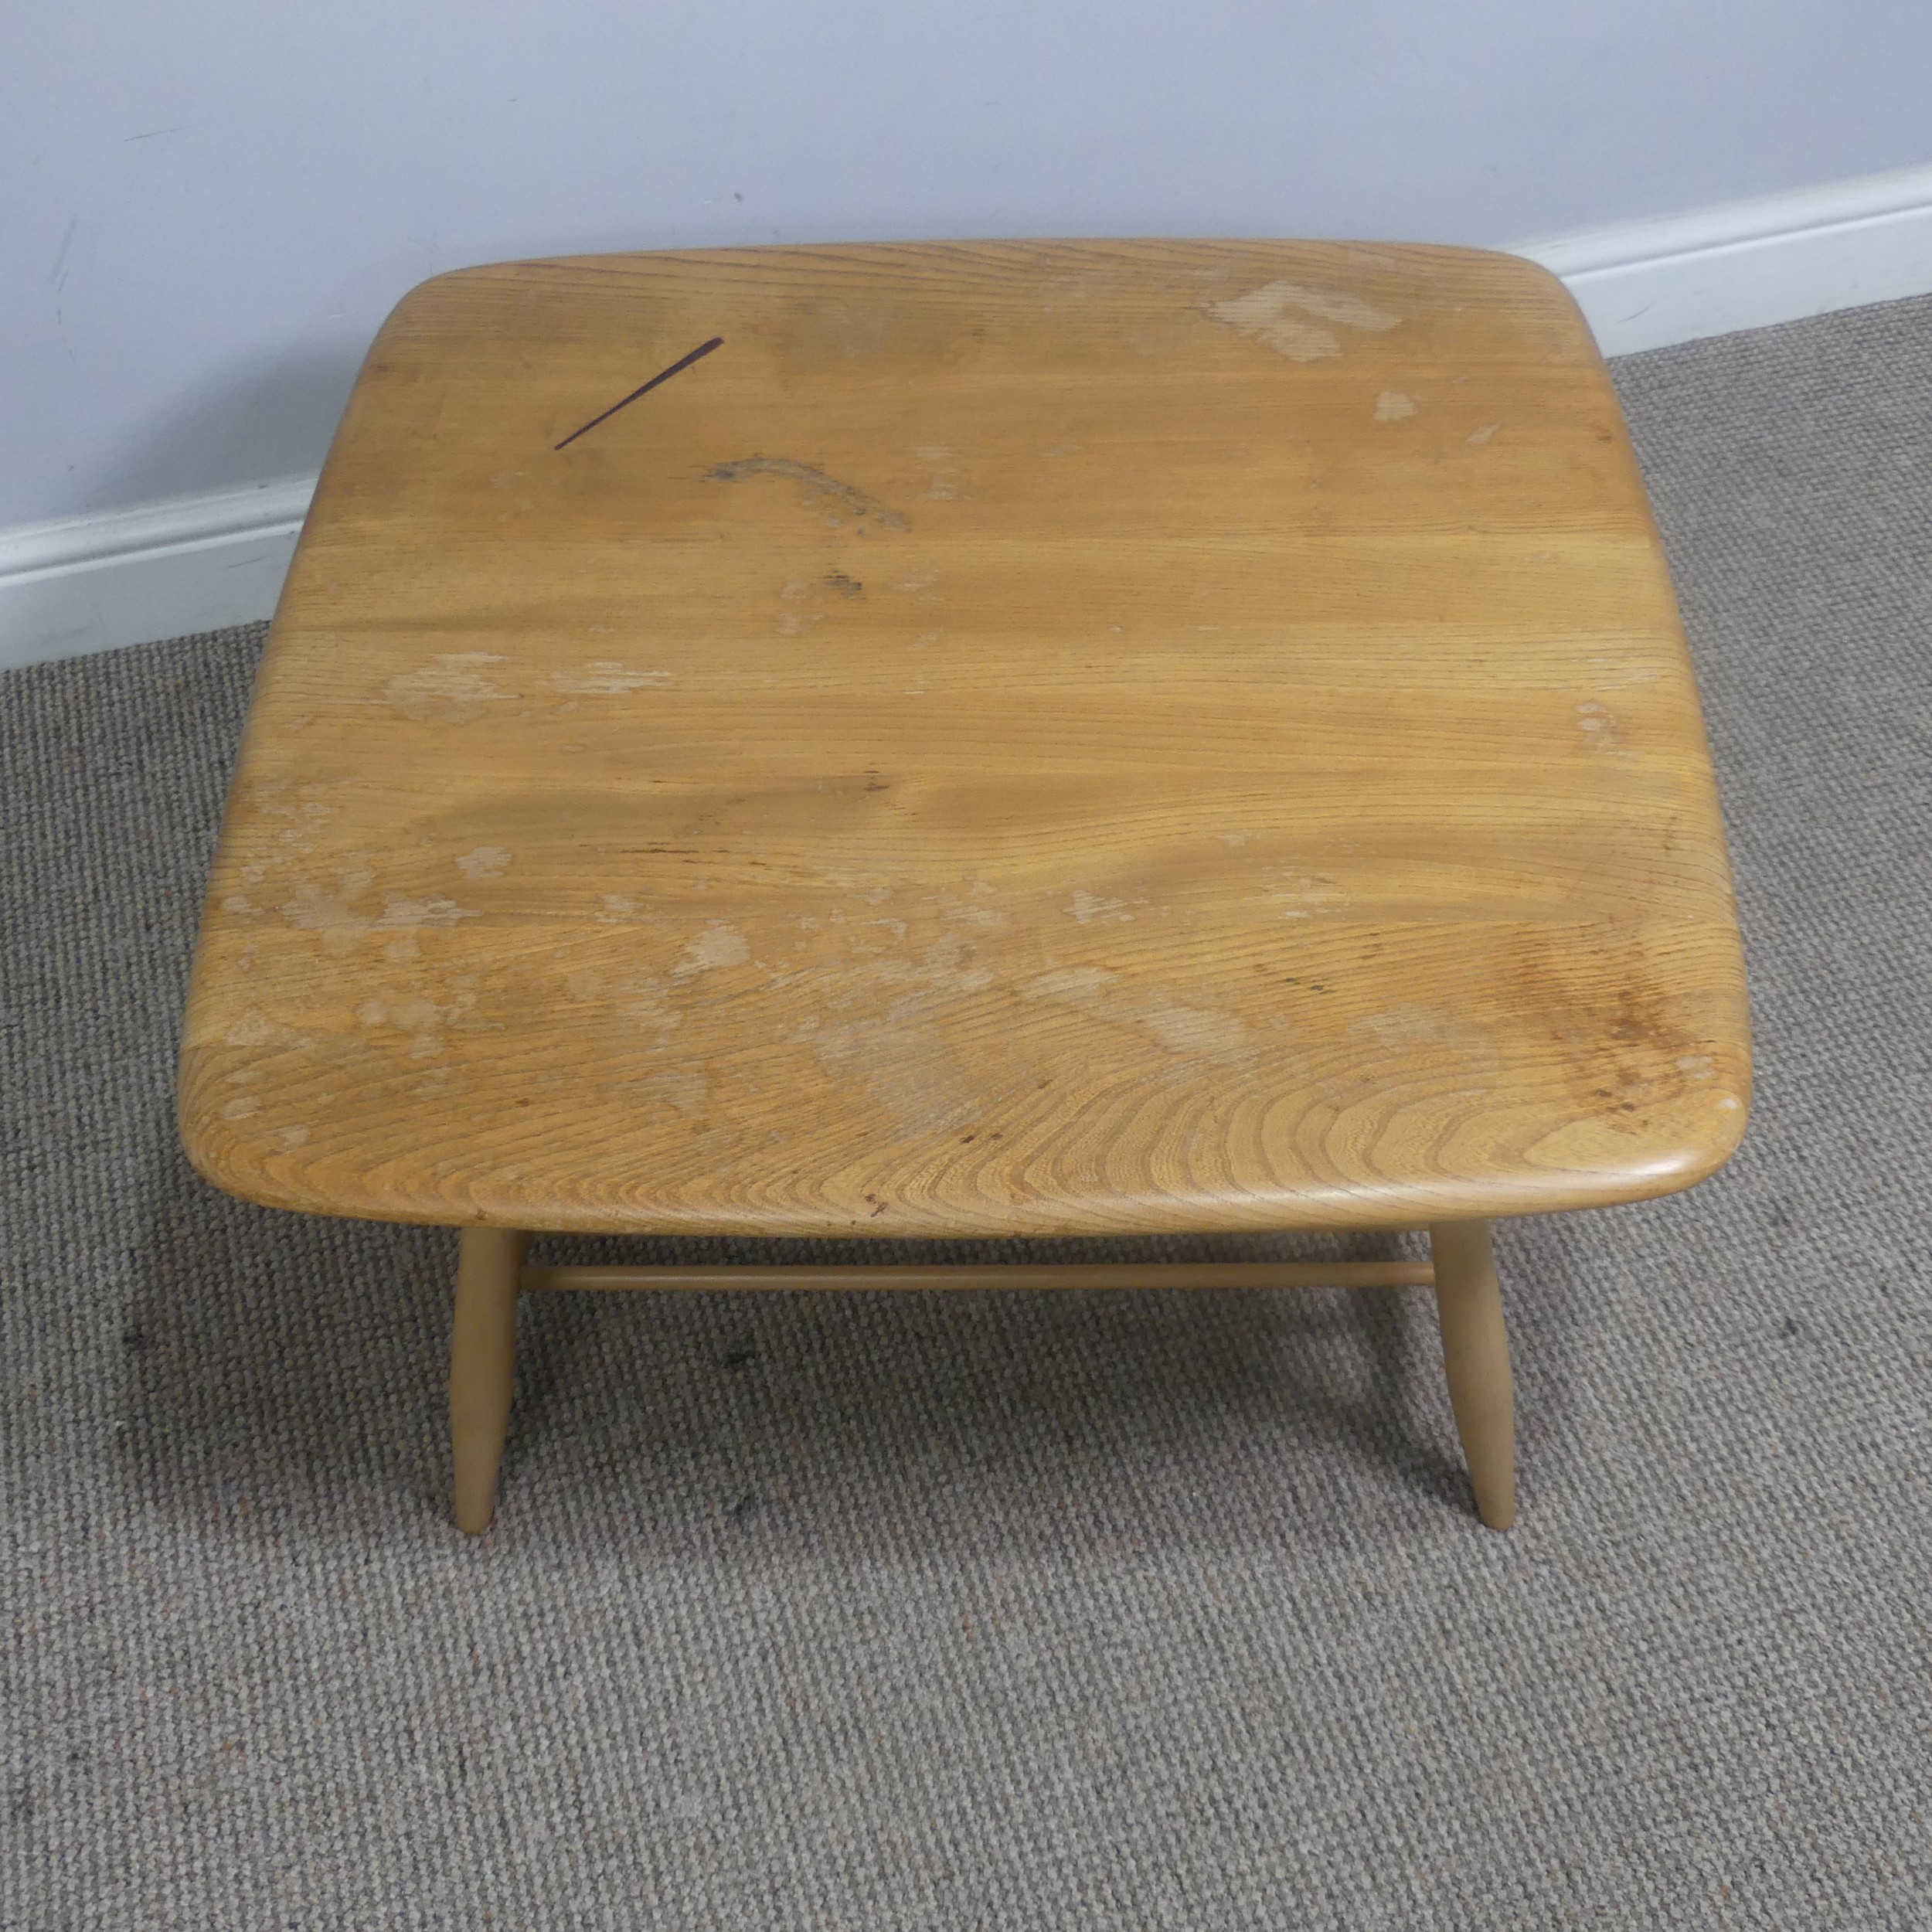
[178,240,1751,1535]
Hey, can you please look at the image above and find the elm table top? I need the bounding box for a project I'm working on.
[179,240,1750,1237]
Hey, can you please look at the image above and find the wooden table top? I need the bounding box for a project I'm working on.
[179,240,1750,1237]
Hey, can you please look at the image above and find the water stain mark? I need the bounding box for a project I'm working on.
[1206,280,1401,362]
[1066,889,1135,926]
[455,846,512,879]
[1576,699,1625,753]
[672,923,752,978]
[546,662,673,694]
[706,456,910,532]
[1021,967,1252,1064]
[384,653,515,725]
[278,882,478,960]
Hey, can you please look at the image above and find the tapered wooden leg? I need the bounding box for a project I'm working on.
[1428,1219,1517,1531]
[451,1228,530,1534]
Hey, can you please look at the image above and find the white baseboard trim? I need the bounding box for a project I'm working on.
[6,162,1932,672]
[0,476,313,672]
[1515,160,1932,356]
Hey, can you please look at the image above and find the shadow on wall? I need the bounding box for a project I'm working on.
[90,348,366,511]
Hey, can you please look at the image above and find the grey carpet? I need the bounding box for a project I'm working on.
[5,294,1930,1930]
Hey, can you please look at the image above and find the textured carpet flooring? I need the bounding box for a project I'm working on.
[5,298,1930,1929]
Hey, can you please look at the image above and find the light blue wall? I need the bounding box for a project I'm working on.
[5,0,1930,526]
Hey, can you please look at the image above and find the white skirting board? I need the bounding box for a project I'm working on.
[5,161,1932,672]
[1515,161,1932,356]
[1,477,314,672]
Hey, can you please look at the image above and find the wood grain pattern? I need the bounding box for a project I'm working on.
[178,240,1751,1237]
